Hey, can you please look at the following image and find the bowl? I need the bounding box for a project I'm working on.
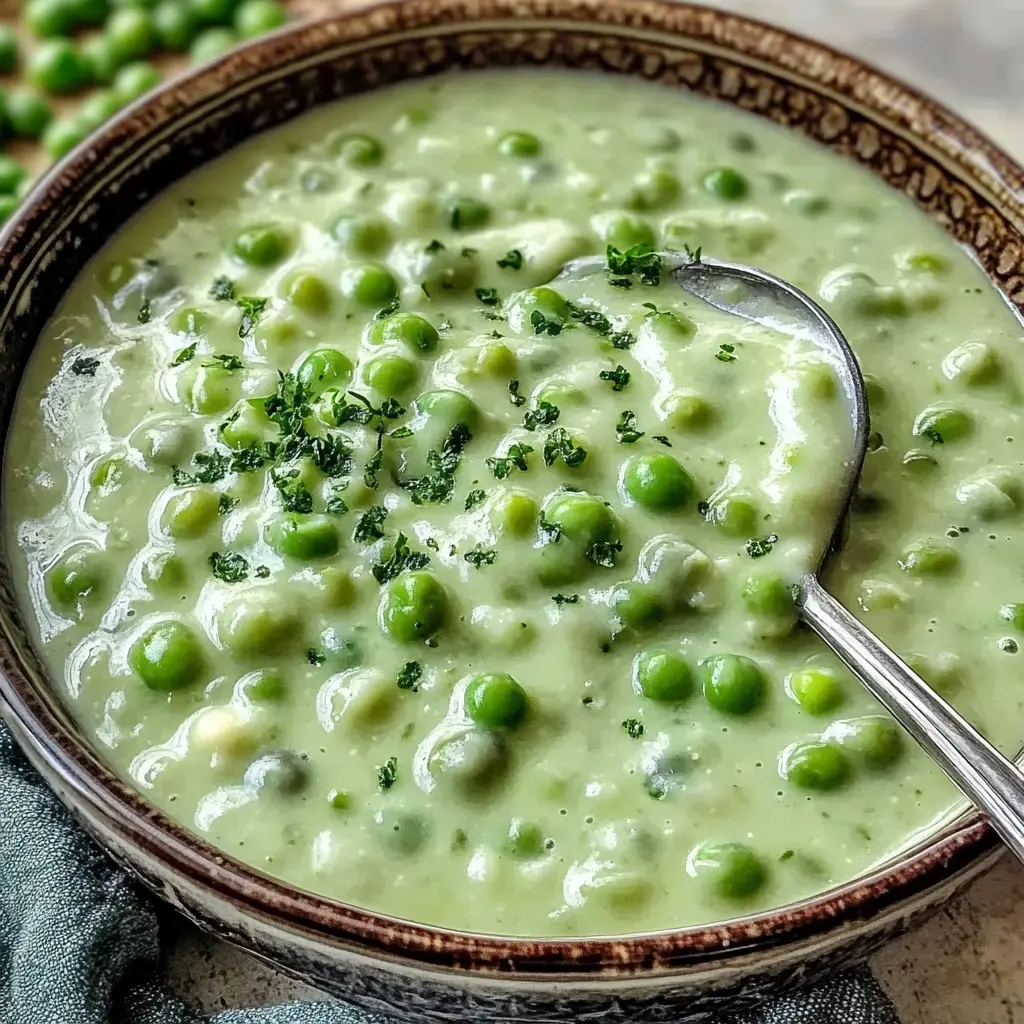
[0,1,1020,1019]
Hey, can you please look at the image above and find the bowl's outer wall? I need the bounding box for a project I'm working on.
[0,0,1022,1017]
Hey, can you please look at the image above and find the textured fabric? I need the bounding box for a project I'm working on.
[0,723,899,1024]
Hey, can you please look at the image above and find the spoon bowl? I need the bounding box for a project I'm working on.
[561,248,1024,864]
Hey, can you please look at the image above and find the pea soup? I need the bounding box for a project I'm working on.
[7,70,1024,937]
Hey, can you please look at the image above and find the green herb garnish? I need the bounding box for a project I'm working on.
[377,756,398,791]
[371,533,431,585]
[715,343,737,363]
[397,661,422,691]
[464,489,487,512]
[486,442,534,480]
[523,401,560,431]
[615,410,644,444]
[209,276,236,301]
[404,425,472,506]
[745,533,779,558]
[202,353,244,371]
[354,505,389,543]
[530,309,563,336]
[543,428,587,468]
[600,365,631,391]
[237,296,269,339]
[172,450,231,486]
[622,718,645,739]
[70,356,99,376]
[507,379,526,407]
[497,249,523,271]
[475,287,501,306]
[209,550,248,583]
[170,343,197,367]
[464,546,497,569]
[551,593,579,605]
[606,243,662,285]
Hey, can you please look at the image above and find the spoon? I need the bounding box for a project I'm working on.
[561,250,1024,863]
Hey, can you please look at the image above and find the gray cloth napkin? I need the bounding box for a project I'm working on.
[0,723,899,1024]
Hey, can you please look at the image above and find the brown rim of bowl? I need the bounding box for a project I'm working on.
[0,0,1015,977]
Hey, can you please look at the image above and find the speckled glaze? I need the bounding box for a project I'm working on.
[0,1,1021,1018]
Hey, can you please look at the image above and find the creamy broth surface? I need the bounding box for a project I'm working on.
[7,70,1024,936]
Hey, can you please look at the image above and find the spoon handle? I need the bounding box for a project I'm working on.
[799,574,1024,862]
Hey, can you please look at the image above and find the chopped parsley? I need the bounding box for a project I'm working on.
[523,401,560,431]
[229,442,276,474]
[497,248,524,271]
[543,428,587,468]
[172,450,231,486]
[217,494,238,515]
[271,468,313,514]
[464,546,497,569]
[486,442,534,480]
[404,425,472,506]
[308,434,354,478]
[425,239,446,253]
[622,718,645,739]
[373,297,400,320]
[922,428,944,445]
[236,296,269,339]
[715,343,737,363]
[538,512,564,543]
[363,447,383,491]
[475,287,501,306]
[209,276,236,302]
[745,533,779,558]
[354,505,389,543]
[587,538,622,568]
[137,300,152,325]
[566,302,612,335]
[464,489,487,512]
[307,648,326,666]
[606,243,662,286]
[371,533,430,585]
[397,661,422,691]
[530,309,563,336]
[615,410,644,444]
[377,756,398,791]
[652,434,672,447]
[599,365,631,391]
[208,551,249,583]
[170,343,197,367]
[255,565,271,579]
[507,379,526,407]
[70,356,100,377]
[552,593,579,606]
[202,353,244,371]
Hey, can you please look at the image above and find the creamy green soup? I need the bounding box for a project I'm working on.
[7,70,1024,938]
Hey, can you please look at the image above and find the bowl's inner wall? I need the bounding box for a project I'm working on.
[0,1,1018,965]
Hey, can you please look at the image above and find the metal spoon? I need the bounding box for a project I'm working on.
[561,250,1024,863]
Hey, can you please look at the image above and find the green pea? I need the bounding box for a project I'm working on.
[164,486,221,538]
[186,0,237,23]
[634,648,693,703]
[139,418,191,465]
[1001,603,1024,632]
[141,551,187,592]
[955,468,1021,521]
[130,620,204,691]
[233,0,285,36]
[0,158,27,197]
[663,390,715,431]
[787,666,844,715]
[464,673,527,730]
[595,211,655,252]
[107,7,156,61]
[25,0,74,38]
[153,0,199,49]
[511,285,569,334]
[898,538,959,576]
[627,164,680,211]
[378,571,448,643]
[941,341,1000,386]
[832,716,903,770]
[266,513,340,560]
[232,223,291,266]
[221,591,301,657]
[331,213,390,255]
[370,313,438,355]
[28,39,91,94]
[281,271,332,316]
[700,653,766,715]
[912,402,973,444]
[168,306,209,336]
[77,90,123,131]
[741,574,795,619]
[621,452,694,513]
[498,131,541,158]
[79,34,123,85]
[689,841,767,901]
[187,364,235,414]
[5,89,54,138]
[189,25,237,61]
[113,60,161,102]
[545,490,617,546]
[361,352,418,396]
[704,494,758,537]
[341,262,398,306]
[47,548,106,609]
[296,347,353,394]
[374,810,429,856]
[703,166,749,201]
[504,819,546,858]
[448,196,490,231]
[238,669,286,703]
[330,132,383,167]
[0,25,18,72]
[496,490,537,537]
[245,750,310,796]
[413,388,480,434]
[609,582,665,632]
[42,116,89,158]
[89,453,127,492]
[781,740,851,791]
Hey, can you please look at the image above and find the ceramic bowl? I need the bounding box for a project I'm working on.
[1,2,1021,1019]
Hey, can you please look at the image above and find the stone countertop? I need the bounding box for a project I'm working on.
[155,2,1024,1020]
